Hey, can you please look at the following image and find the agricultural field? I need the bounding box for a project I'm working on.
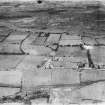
[0,0,105,105]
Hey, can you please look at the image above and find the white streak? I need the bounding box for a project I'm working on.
[83,45,93,50]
